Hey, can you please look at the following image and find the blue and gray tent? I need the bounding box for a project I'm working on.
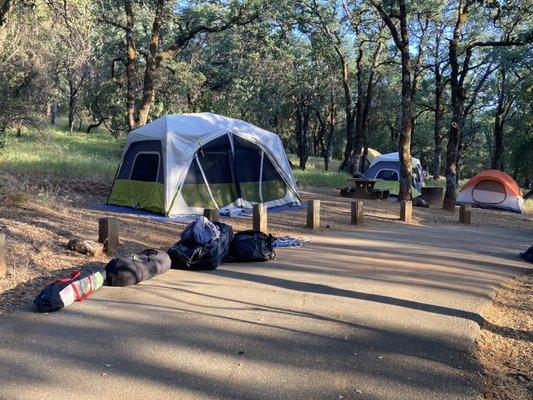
[364,152,425,197]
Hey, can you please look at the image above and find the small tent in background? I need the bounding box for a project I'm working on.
[457,170,524,213]
[107,113,301,216]
[364,152,424,197]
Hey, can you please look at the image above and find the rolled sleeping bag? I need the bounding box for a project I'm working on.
[105,249,171,286]
[33,269,106,312]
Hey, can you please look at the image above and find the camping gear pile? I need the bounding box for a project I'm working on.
[33,216,277,312]
[168,217,234,270]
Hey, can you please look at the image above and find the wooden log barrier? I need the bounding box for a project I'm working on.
[98,217,119,254]
[400,200,412,224]
[307,200,320,229]
[203,208,219,222]
[253,203,267,233]
[0,232,6,277]
[351,201,364,225]
[459,204,471,224]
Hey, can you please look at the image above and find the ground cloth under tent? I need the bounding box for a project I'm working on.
[91,203,305,223]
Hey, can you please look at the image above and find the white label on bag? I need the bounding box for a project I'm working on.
[59,285,76,307]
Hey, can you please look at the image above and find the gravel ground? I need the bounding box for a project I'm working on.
[477,273,533,400]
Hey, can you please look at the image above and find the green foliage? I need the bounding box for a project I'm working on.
[1,0,532,189]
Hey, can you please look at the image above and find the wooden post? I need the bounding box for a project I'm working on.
[307,200,320,229]
[459,204,471,224]
[98,217,119,254]
[400,200,412,224]
[351,201,364,225]
[203,208,219,222]
[0,232,6,278]
[253,203,267,232]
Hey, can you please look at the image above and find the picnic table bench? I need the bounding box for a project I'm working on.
[339,177,390,200]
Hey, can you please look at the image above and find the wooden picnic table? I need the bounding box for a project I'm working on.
[340,177,389,200]
[347,177,378,193]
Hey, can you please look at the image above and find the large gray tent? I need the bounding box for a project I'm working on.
[108,113,301,216]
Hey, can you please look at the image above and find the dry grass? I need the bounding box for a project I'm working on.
[477,273,533,400]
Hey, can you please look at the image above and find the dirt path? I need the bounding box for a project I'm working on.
[0,223,531,399]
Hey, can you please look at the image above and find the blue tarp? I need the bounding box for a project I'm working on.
[91,203,305,222]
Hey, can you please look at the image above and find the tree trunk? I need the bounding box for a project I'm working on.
[433,56,443,179]
[0,0,14,29]
[68,78,77,132]
[443,1,468,210]
[491,67,507,170]
[331,40,354,172]
[51,103,58,125]
[396,0,413,201]
[361,142,369,173]
[410,17,428,152]
[323,92,336,172]
[124,0,137,131]
[491,119,505,170]
[136,0,164,126]
[296,101,310,170]
[352,26,385,175]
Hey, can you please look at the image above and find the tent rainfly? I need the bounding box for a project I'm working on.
[457,170,524,213]
[107,113,301,216]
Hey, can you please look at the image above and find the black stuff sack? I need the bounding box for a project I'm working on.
[226,230,276,262]
[519,245,533,263]
[168,220,233,270]
[33,269,106,312]
[105,249,171,287]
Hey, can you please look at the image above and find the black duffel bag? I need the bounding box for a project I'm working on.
[168,221,233,270]
[225,230,276,262]
[105,249,171,286]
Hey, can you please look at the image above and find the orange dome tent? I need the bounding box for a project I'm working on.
[457,170,524,213]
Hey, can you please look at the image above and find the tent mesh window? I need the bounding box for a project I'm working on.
[181,134,288,208]
[233,135,286,203]
[233,136,263,202]
[472,180,507,204]
[261,152,287,202]
[182,135,238,208]
[375,169,399,181]
[116,140,164,183]
[130,153,160,182]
